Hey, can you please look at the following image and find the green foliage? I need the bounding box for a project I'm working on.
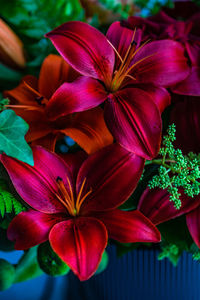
[157,217,193,265]
[95,250,109,275]
[0,259,15,291]
[14,246,43,283]
[0,99,9,112]
[0,179,26,218]
[0,109,34,165]
[148,124,200,209]
[37,242,70,276]
[1,0,83,73]
[158,243,181,266]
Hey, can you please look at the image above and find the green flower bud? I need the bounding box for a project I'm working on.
[37,242,70,276]
[0,259,15,291]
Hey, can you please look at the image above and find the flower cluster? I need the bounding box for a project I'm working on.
[1,2,200,284]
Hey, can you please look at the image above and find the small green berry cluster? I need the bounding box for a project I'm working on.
[147,124,200,209]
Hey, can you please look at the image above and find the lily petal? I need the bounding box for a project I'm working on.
[7,210,65,250]
[4,75,38,105]
[106,21,142,67]
[38,54,79,99]
[104,88,162,159]
[0,147,73,214]
[45,21,115,84]
[138,188,200,225]
[49,217,108,281]
[95,209,161,243]
[46,77,107,120]
[139,85,171,114]
[171,66,200,96]
[77,143,144,212]
[186,207,200,248]
[131,40,189,87]
[61,107,113,155]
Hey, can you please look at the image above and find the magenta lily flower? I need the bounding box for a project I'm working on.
[0,145,161,280]
[44,21,189,159]
[138,188,200,248]
[128,8,200,96]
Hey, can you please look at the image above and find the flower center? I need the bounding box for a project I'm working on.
[107,29,154,93]
[56,176,92,216]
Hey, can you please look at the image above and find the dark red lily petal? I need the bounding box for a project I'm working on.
[104,88,162,159]
[171,67,200,96]
[46,76,107,120]
[7,210,65,250]
[95,209,161,243]
[106,21,142,67]
[138,188,200,225]
[0,147,73,214]
[59,151,87,185]
[186,207,200,248]
[45,21,115,84]
[139,85,171,114]
[77,143,144,212]
[49,217,108,281]
[131,40,189,87]
[38,54,78,99]
[170,96,200,154]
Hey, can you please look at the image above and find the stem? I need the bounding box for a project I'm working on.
[145,159,176,166]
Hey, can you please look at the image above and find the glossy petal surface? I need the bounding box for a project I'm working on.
[61,107,113,155]
[38,54,77,99]
[46,21,115,83]
[77,143,144,212]
[131,40,189,87]
[172,67,200,96]
[49,217,108,280]
[8,210,65,250]
[46,77,107,120]
[95,209,161,243]
[138,188,200,225]
[104,89,162,159]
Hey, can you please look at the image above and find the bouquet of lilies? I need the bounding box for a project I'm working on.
[0,0,200,290]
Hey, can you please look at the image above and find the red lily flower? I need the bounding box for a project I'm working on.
[4,54,113,154]
[45,21,189,159]
[170,95,200,154]
[138,187,200,248]
[128,5,200,96]
[0,145,161,280]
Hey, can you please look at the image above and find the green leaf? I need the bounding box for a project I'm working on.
[0,179,26,218]
[37,241,70,276]
[0,109,34,166]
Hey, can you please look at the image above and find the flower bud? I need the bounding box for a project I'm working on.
[0,18,26,69]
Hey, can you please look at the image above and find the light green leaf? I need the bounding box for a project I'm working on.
[0,179,26,218]
[0,110,34,166]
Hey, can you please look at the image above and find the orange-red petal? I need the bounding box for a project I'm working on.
[38,54,79,99]
[61,107,113,154]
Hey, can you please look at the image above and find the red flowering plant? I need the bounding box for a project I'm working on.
[1,1,200,291]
